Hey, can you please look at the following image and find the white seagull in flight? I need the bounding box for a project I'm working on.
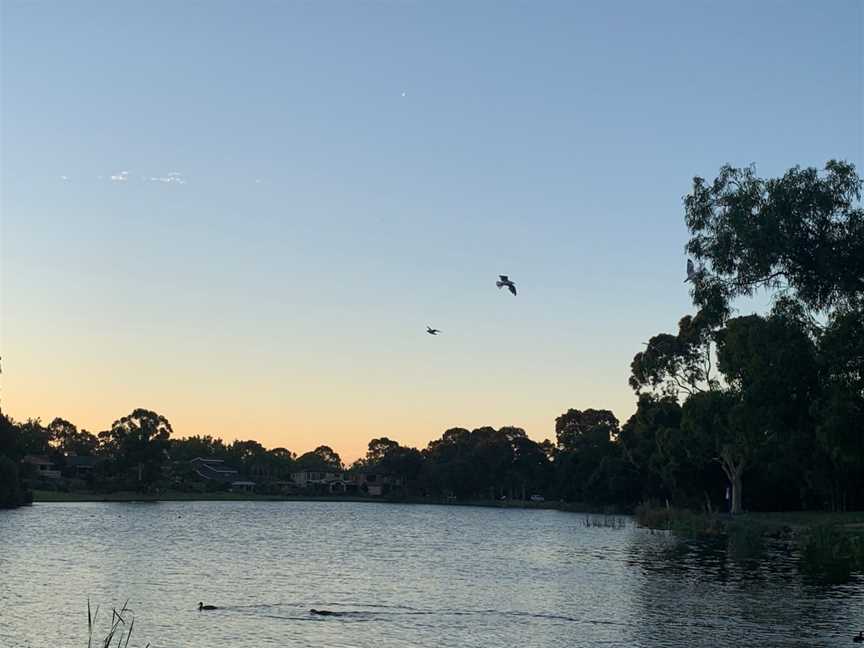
[496,275,517,295]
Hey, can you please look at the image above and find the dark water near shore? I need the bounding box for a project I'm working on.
[1,502,861,647]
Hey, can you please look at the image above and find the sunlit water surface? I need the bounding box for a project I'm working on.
[1,502,862,647]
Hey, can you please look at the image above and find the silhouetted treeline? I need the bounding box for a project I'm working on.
[1,161,861,512]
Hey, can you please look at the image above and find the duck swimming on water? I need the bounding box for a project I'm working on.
[198,602,218,611]
[310,609,338,616]
[853,631,863,643]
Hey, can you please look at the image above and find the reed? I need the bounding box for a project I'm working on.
[799,525,860,585]
[583,514,627,529]
[87,598,149,648]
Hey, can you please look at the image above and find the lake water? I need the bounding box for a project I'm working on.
[1,502,862,647]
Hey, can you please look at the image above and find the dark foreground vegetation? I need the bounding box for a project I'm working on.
[635,505,864,584]
[2,161,862,516]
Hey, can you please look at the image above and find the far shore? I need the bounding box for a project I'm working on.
[29,489,579,510]
[26,491,864,533]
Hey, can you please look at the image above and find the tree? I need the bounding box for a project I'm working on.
[48,418,98,456]
[170,435,228,462]
[296,445,343,472]
[677,160,864,513]
[680,391,748,514]
[554,409,620,503]
[365,437,400,465]
[0,456,26,508]
[14,419,50,456]
[0,413,30,508]
[98,409,172,490]
[630,313,718,398]
[619,395,687,505]
[813,308,864,510]
[556,409,619,451]
[715,311,821,510]
[509,434,553,499]
[0,412,20,459]
[684,160,864,316]
[265,447,296,480]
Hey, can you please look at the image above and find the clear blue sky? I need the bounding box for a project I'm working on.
[1,0,861,459]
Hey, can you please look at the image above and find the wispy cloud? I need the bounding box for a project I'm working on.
[148,171,187,185]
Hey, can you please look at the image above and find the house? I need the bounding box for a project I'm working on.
[64,455,99,478]
[190,457,240,483]
[20,455,61,480]
[354,473,403,496]
[230,480,256,493]
[290,470,344,488]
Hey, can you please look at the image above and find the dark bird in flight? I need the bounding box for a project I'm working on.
[684,259,698,283]
[426,326,440,335]
[198,602,218,611]
[496,275,517,295]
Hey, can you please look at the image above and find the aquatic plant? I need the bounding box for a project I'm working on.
[583,514,627,529]
[726,522,764,561]
[634,503,673,530]
[799,526,859,585]
[87,598,149,648]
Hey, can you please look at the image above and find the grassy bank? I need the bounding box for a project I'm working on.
[634,505,864,535]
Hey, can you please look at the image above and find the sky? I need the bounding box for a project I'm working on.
[1,0,861,462]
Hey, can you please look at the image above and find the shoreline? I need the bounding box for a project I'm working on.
[25,492,864,533]
[28,489,589,511]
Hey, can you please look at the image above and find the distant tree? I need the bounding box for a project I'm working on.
[14,419,51,456]
[555,409,619,452]
[296,445,343,472]
[265,447,296,479]
[48,418,98,456]
[619,395,688,505]
[365,437,401,465]
[554,409,620,503]
[0,412,19,459]
[99,409,172,490]
[509,435,553,499]
[0,455,26,508]
[169,435,228,462]
[0,413,30,507]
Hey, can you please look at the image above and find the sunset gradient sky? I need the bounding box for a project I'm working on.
[1,1,861,460]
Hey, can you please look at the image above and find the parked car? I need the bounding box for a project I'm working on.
[530,494,545,502]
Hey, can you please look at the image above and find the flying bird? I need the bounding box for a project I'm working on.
[426,326,440,335]
[684,259,697,283]
[496,275,517,295]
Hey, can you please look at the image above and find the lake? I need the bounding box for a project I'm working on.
[1,501,862,647]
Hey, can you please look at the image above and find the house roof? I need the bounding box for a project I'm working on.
[66,456,99,467]
[21,455,54,465]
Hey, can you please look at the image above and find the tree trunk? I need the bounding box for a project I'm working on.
[720,454,744,515]
[731,470,742,515]
[703,490,714,514]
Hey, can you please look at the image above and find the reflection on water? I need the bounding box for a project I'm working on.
[0,502,861,647]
